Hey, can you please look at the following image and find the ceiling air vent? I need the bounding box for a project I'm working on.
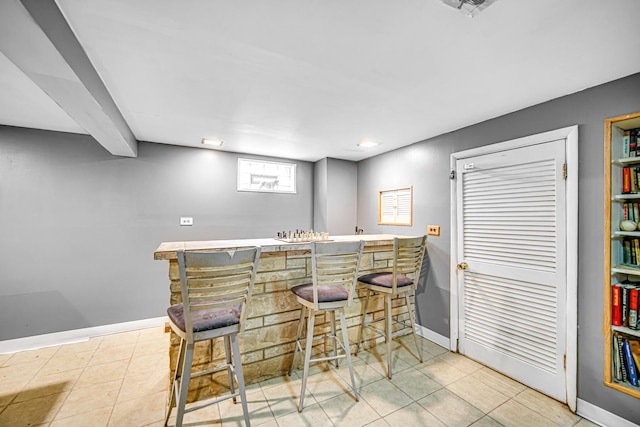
[438,0,498,17]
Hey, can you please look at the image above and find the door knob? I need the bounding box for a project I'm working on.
[457,262,468,271]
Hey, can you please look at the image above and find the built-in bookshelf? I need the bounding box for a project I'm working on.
[605,111,640,398]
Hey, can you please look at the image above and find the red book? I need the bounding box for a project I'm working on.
[624,167,632,193]
[613,285,622,326]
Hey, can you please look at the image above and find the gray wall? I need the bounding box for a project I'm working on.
[327,158,357,235]
[357,142,452,337]
[356,72,640,422]
[313,157,357,235]
[0,127,313,340]
[313,158,328,232]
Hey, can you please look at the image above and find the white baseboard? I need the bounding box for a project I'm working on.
[415,323,451,350]
[0,316,168,354]
[577,398,639,427]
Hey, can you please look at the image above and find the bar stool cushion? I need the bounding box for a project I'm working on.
[291,283,348,303]
[167,303,241,333]
[358,272,413,288]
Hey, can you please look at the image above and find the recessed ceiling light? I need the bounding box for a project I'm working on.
[358,140,379,148]
[201,138,223,147]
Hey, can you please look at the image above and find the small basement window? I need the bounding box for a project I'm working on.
[378,186,412,226]
[237,158,296,193]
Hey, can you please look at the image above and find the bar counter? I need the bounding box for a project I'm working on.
[154,234,409,401]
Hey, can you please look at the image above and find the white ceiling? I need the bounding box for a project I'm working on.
[1,0,640,162]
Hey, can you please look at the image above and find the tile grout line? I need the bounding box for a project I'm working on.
[4,345,64,419]
[52,345,91,423]
[512,387,580,426]
[46,343,105,425]
[50,334,138,425]
[483,395,515,426]
[105,331,141,427]
[425,363,490,426]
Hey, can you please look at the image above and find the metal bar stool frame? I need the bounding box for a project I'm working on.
[165,247,261,427]
[355,235,427,379]
[288,240,365,412]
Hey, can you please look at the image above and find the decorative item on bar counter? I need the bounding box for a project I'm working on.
[275,229,330,242]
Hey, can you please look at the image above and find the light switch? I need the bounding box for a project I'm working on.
[427,225,440,236]
[180,217,193,226]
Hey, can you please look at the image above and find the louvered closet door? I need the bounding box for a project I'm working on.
[456,139,567,402]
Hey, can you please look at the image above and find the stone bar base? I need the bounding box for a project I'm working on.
[155,235,417,402]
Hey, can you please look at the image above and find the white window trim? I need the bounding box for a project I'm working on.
[237,158,297,194]
[378,186,413,226]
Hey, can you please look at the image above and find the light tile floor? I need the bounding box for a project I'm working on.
[0,327,597,427]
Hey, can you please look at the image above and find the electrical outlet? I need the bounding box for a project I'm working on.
[180,217,193,226]
[427,225,440,236]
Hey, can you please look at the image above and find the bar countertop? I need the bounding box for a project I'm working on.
[153,233,402,260]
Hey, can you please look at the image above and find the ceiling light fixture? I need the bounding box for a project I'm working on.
[201,138,224,147]
[459,0,485,7]
[438,0,498,17]
[358,140,380,148]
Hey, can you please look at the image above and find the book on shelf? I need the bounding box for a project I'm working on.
[629,339,640,371]
[616,334,629,383]
[631,130,638,158]
[624,167,632,193]
[624,240,632,265]
[614,334,622,381]
[621,166,640,195]
[630,288,639,331]
[623,285,631,327]
[613,285,622,326]
[613,280,640,329]
[633,129,640,158]
[635,202,640,221]
[623,337,639,387]
[633,239,640,265]
[624,130,631,158]
[627,202,635,221]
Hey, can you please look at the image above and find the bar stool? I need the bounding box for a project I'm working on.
[288,240,365,412]
[356,235,426,379]
[165,247,261,427]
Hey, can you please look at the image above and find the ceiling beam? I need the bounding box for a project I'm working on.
[0,0,137,157]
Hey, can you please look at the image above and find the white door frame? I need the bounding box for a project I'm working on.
[449,125,578,411]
